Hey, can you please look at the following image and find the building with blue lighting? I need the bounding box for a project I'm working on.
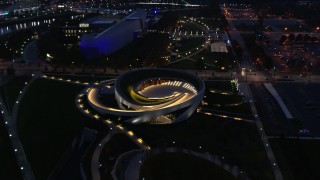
[80,9,147,59]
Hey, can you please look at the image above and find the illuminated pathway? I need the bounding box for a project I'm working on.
[239,83,284,180]
[0,75,40,180]
[40,73,260,180]
[85,69,205,124]
[119,147,250,180]
[76,88,150,180]
[41,74,150,180]
[197,107,255,123]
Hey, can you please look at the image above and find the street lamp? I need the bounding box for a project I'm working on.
[273,67,276,82]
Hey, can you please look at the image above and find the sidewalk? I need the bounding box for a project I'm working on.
[0,76,38,180]
[239,83,284,180]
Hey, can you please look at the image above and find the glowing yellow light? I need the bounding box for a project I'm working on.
[137,138,143,143]
[128,131,134,136]
[105,120,112,124]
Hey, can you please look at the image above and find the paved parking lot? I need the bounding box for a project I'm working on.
[275,82,320,136]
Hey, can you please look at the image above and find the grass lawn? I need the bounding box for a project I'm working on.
[214,103,253,116]
[17,79,87,179]
[205,81,232,91]
[175,37,206,52]
[180,23,204,32]
[270,139,320,180]
[0,76,32,113]
[201,19,223,29]
[140,152,236,180]
[190,50,237,71]
[0,117,22,180]
[125,113,275,180]
[163,59,215,70]
[99,133,139,180]
[205,93,244,106]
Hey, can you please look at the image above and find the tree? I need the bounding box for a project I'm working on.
[295,34,303,43]
[257,12,265,31]
[311,36,318,43]
[288,34,295,42]
[280,35,287,44]
[196,58,205,69]
[303,34,312,43]
[232,40,243,58]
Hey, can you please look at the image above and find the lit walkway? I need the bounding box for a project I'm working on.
[91,132,115,180]
[123,147,249,180]
[0,75,39,180]
[239,83,284,180]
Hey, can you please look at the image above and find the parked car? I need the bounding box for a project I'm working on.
[298,128,311,136]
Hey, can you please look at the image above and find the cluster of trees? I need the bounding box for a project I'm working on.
[241,33,273,69]
[280,34,319,44]
[151,11,179,31]
[0,29,34,60]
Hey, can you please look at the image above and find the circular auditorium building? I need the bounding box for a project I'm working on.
[87,68,205,124]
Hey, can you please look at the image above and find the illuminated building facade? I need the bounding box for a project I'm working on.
[80,8,147,59]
